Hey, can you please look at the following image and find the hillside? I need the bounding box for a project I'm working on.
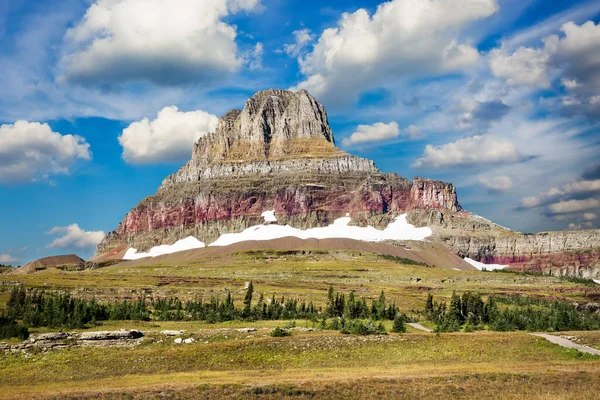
[10,254,84,275]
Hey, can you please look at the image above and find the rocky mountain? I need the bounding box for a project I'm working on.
[96,89,600,278]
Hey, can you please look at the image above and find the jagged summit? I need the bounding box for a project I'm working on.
[195,89,340,163]
[161,89,376,188]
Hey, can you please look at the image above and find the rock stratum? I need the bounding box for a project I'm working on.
[96,89,600,278]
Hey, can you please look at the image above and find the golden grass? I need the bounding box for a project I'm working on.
[2,253,600,398]
[3,252,596,311]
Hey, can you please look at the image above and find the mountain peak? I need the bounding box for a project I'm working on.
[192,89,342,164]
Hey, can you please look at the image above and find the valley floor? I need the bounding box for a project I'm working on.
[2,250,600,398]
[1,327,600,399]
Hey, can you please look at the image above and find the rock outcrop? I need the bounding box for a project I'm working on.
[409,210,600,278]
[97,89,460,255]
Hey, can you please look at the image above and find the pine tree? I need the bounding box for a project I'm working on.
[242,281,254,319]
[377,290,386,320]
[392,314,406,333]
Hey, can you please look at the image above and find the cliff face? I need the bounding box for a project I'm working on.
[97,89,460,255]
[408,210,600,278]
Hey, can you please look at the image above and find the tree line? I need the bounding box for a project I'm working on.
[424,292,600,332]
[0,284,406,338]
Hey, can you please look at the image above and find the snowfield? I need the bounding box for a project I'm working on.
[123,213,432,259]
[123,236,206,260]
[464,257,508,271]
[261,210,277,222]
[209,214,432,247]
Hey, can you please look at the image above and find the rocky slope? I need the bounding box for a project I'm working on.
[96,89,600,277]
[408,210,600,278]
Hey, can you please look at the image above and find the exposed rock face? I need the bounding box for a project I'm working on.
[409,210,600,278]
[0,330,144,353]
[97,89,460,255]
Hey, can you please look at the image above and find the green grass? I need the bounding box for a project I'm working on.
[2,252,597,312]
[2,251,600,398]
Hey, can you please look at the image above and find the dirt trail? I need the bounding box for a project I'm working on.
[407,323,433,333]
[531,333,600,356]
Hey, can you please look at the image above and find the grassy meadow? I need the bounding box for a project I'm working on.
[2,250,600,398]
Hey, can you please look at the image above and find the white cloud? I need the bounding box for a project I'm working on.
[479,175,513,192]
[342,122,400,147]
[489,20,600,119]
[341,122,423,147]
[62,0,262,86]
[0,254,18,264]
[47,224,105,249]
[488,45,552,88]
[405,125,423,139]
[549,198,600,214]
[0,121,91,184]
[569,221,593,230]
[584,212,598,221]
[247,42,264,70]
[413,135,522,168]
[283,29,314,57]
[518,179,600,209]
[119,106,219,164]
[295,0,498,103]
[521,196,541,208]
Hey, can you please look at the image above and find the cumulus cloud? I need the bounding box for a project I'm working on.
[0,254,18,264]
[584,213,598,221]
[119,106,219,164]
[489,21,600,120]
[488,45,552,88]
[47,224,105,249]
[569,221,593,230]
[294,0,498,103]
[518,178,600,210]
[283,29,314,57]
[62,0,262,86]
[341,122,423,147]
[549,198,600,214]
[413,135,523,168]
[479,176,513,192]
[0,121,91,184]
[342,122,400,147]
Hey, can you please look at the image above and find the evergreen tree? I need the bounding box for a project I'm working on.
[392,314,406,333]
[242,282,254,319]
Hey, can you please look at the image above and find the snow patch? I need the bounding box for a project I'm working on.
[123,236,206,260]
[122,214,431,259]
[464,257,508,271]
[452,268,461,271]
[594,280,600,285]
[261,210,277,222]
[209,214,432,247]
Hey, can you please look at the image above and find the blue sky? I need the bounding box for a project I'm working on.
[1,0,599,265]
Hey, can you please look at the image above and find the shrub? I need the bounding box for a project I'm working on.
[0,314,29,340]
[340,319,387,335]
[270,327,291,337]
[392,314,406,333]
